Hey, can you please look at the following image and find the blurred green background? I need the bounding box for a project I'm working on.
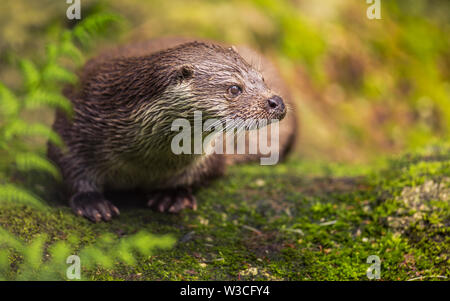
[0,0,449,281]
[1,0,449,161]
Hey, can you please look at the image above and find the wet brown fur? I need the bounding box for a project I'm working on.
[48,38,298,222]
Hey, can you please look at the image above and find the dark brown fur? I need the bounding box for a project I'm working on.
[48,38,298,222]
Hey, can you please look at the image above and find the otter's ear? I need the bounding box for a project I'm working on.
[176,65,194,82]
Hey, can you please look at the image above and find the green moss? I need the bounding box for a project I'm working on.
[1,144,448,280]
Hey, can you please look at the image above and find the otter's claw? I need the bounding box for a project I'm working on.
[70,192,120,222]
[147,188,197,214]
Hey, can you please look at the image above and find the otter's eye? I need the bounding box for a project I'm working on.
[228,85,242,97]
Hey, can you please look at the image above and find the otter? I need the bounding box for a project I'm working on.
[48,38,297,222]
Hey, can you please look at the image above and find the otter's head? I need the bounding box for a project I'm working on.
[157,42,287,125]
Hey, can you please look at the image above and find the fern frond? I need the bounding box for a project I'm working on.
[60,31,85,66]
[0,82,20,117]
[0,227,24,250]
[130,231,175,255]
[47,241,71,265]
[23,234,46,270]
[42,63,78,85]
[3,119,63,147]
[45,44,59,63]
[0,227,175,280]
[72,13,122,47]
[19,59,40,91]
[36,241,72,281]
[0,249,10,279]
[24,89,72,114]
[80,245,114,269]
[115,240,136,265]
[0,184,46,210]
[14,152,61,180]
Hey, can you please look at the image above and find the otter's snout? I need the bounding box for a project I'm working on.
[266,95,286,119]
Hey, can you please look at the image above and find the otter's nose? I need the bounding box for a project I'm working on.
[267,95,286,112]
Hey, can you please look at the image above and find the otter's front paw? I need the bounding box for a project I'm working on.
[147,188,197,214]
[70,192,120,222]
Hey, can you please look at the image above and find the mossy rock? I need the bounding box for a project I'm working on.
[0,144,448,280]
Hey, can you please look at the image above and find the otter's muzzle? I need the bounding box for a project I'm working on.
[266,95,287,119]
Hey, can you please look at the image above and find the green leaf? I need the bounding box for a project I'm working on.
[0,184,46,210]
[80,246,113,269]
[42,63,77,85]
[24,89,72,114]
[19,59,40,91]
[14,152,61,180]
[72,13,122,47]
[45,44,59,63]
[115,241,136,265]
[60,31,84,66]
[47,241,71,265]
[0,82,20,118]
[0,227,24,250]
[23,234,46,270]
[0,249,10,279]
[3,119,63,147]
